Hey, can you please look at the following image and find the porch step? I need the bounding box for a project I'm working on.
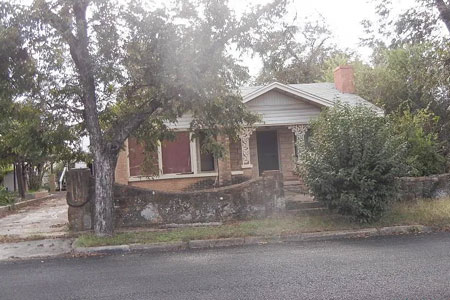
[285,200,323,210]
[284,180,301,186]
[283,180,309,194]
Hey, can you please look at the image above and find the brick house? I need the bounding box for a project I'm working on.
[114,66,381,191]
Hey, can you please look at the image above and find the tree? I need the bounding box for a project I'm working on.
[297,103,406,222]
[249,16,354,84]
[391,109,446,176]
[362,0,450,47]
[0,3,83,197]
[0,102,81,196]
[29,0,286,236]
[0,2,35,198]
[354,43,450,159]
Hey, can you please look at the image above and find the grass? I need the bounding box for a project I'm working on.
[0,189,15,207]
[75,198,450,248]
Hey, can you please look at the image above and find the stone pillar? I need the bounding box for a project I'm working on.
[67,168,94,231]
[288,124,308,157]
[217,134,232,186]
[239,127,256,169]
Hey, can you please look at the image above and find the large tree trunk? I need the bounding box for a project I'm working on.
[93,151,118,236]
[15,162,26,199]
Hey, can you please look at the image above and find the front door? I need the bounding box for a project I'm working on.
[257,131,280,175]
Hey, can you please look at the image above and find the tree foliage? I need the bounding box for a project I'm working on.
[362,0,450,47]
[0,102,82,191]
[355,43,450,159]
[298,104,406,223]
[0,2,81,195]
[391,109,445,176]
[249,16,353,84]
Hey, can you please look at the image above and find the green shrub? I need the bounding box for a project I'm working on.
[391,109,446,176]
[0,187,15,206]
[297,103,406,223]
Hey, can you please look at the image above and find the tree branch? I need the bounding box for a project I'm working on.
[435,0,450,34]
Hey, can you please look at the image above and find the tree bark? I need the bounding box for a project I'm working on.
[15,162,26,199]
[93,151,118,236]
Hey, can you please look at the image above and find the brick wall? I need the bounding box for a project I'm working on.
[217,134,232,186]
[249,131,259,178]
[230,139,242,171]
[277,127,296,180]
[115,140,130,185]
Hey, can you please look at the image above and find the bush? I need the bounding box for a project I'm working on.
[391,109,446,176]
[297,103,406,223]
[0,186,15,206]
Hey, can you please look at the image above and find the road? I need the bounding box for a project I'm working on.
[1,232,450,300]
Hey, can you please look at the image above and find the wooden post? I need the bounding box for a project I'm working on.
[67,168,94,231]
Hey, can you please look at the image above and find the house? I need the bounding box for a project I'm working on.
[114,66,381,191]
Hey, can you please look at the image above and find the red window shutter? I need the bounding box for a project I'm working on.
[128,138,158,176]
[162,132,191,174]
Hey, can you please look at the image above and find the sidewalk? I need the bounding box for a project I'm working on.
[0,224,438,261]
[0,193,74,261]
[71,225,435,256]
[0,238,73,260]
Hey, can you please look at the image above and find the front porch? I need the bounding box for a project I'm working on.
[230,124,309,182]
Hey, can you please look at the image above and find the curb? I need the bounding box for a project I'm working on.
[72,224,435,255]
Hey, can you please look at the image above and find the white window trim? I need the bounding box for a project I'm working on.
[158,133,197,176]
[195,137,217,173]
[148,131,242,181]
[129,170,244,182]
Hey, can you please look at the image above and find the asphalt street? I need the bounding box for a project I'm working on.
[1,232,450,300]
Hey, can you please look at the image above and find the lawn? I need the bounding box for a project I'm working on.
[76,198,450,247]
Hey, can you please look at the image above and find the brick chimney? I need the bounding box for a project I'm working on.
[333,65,355,94]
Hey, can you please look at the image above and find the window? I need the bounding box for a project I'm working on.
[161,132,192,174]
[198,132,215,172]
[128,138,158,176]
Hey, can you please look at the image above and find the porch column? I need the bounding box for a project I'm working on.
[288,124,308,157]
[217,134,232,186]
[239,127,256,169]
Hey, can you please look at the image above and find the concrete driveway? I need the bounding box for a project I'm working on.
[0,192,68,239]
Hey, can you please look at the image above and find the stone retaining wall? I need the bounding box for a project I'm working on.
[396,173,450,201]
[67,169,284,231]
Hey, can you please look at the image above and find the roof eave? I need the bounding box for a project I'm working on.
[242,82,334,107]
